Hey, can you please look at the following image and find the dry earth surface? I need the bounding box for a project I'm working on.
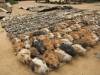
[0,1,100,75]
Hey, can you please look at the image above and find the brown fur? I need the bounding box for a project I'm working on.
[51,38,61,48]
[43,50,60,68]
[70,27,97,46]
[30,47,40,58]
[38,35,54,50]
[13,40,24,52]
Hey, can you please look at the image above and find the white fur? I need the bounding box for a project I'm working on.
[32,57,49,75]
[70,24,81,30]
[55,32,62,38]
[61,39,73,45]
[75,24,81,29]
[24,40,31,49]
[91,33,99,41]
[55,48,72,62]
[64,27,72,33]
[64,34,73,42]
[72,44,87,55]
[41,28,50,34]
[24,35,30,40]
[48,33,55,39]
[17,48,31,64]
[14,38,21,43]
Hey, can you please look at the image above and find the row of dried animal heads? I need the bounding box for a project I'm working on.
[10,21,99,75]
[11,24,99,53]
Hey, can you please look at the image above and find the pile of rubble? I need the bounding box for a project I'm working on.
[1,6,100,75]
[1,6,84,37]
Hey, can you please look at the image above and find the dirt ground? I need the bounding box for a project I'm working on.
[11,1,100,15]
[0,1,100,75]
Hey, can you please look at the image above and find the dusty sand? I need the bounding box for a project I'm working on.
[0,1,100,75]
[11,1,100,15]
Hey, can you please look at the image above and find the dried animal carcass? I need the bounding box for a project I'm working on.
[38,35,55,50]
[17,48,31,65]
[72,44,87,56]
[55,48,72,63]
[70,27,99,47]
[59,43,77,57]
[32,37,46,55]
[30,47,40,58]
[30,57,49,75]
[12,38,24,52]
[43,50,60,69]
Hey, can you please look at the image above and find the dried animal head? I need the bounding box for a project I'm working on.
[43,50,60,69]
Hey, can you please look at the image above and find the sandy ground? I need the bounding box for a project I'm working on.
[0,1,100,75]
[11,1,100,15]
